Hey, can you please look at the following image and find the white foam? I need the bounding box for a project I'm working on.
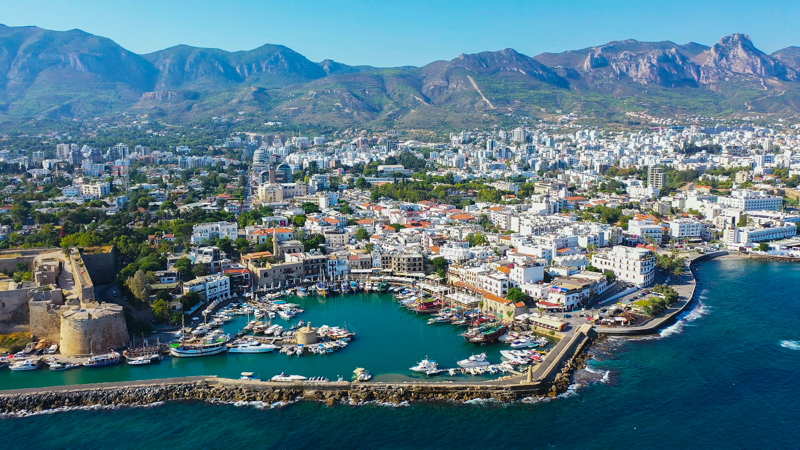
[779,340,800,351]
[658,300,710,338]
[463,398,501,406]
[0,401,165,418]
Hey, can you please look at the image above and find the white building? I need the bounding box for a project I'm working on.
[591,246,656,287]
[717,189,782,211]
[723,223,797,246]
[80,182,111,199]
[183,274,231,302]
[669,219,708,239]
[191,221,238,245]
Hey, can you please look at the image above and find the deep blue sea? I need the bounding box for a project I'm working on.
[2,259,800,449]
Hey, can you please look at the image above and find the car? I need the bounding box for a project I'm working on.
[600,308,607,313]
[564,314,572,318]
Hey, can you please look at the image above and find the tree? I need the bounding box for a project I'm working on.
[430,256,449,279]
[125,269,150,302]
[757,242,770,252]
[292,215,307,227]
[355,177,369,189]
[602,270,617,282]
[466,232,488,247]
[173,257,193,281]
[235,237,252,255]
[151,299,171,323]
[737,214,749,227]
[354,227,370,241]
[506,287,532,304]
[302,233,326,251]
[301,202,321,215]
[192,263,209,278]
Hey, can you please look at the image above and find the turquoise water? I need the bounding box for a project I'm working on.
[0,293,510,389]
[3,259,800,449]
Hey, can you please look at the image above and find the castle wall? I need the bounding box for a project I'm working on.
[59,304,129,356]
[0,288,33,333]
[80,247,117,286]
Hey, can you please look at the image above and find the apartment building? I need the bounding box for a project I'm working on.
[591,246,656,287]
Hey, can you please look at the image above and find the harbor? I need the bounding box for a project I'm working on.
[0,290,560,390]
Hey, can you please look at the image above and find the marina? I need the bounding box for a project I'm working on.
[0,291,553,390]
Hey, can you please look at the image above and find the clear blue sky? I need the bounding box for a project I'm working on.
[0,0,797,66]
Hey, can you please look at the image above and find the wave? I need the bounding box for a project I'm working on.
[779,340,800,351]
[0,401,165,418]
[658,300,710,338]
[463,398,502,406]
[232,400,297,410]
[583,366,611,384]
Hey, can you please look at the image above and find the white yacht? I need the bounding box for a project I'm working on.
[9,359,40,371]
[457,353,491,368]
[409,358,439,373]
[228,341,278,353]
[270,372,307,382]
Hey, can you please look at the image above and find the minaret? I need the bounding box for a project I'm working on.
[272,227,280,261]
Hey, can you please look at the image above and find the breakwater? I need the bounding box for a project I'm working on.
[0,377,550,414]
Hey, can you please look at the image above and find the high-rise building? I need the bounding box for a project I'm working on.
[647,166,665,192]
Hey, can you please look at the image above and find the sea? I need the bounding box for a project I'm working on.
[1,258,799,449]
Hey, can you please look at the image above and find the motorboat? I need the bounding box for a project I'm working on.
[9,359,41,371]
[270,372,307,382]
[352,367,373,382]
[228,340,278,353]
[457,353,491,368]
[48,361,79,371]
[409,357,438,374]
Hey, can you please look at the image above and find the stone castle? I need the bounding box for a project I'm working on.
[0,247,128,356]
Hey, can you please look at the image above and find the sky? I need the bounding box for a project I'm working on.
[0,0,798,66]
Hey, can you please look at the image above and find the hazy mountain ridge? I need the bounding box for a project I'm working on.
[0,24,799,127]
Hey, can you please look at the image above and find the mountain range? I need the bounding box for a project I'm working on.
[1,24,800,129]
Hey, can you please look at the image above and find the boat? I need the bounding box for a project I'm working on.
[465,324,508,344]
[457,353,491,368]
[296,286,308,297]
[349,281,360,292]
[228,340,278,353]
[48,361,79,371]
[169,337,229,358]
[126,356,156,366]
[84,351,121,368]
[409,357,438,374]
[316,281,329,297]
[376,281,390,293]
[352,367,373,382]
[9,359,41,371]
[509,338,538,349]
[240,371,257,380]
[270,372,307,382]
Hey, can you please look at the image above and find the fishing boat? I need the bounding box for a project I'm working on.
[296,286,309,297]
[376,281,390,293]
[9,359,41,371]
[411,298,441,314]
[465,324,508,344]
[169,337,229,358]
[84,351,122,368]
[457,353,491,368]
[349,280,360,292]
[352,367,373,382]
[228,340,278,353]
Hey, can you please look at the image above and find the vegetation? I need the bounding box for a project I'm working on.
[656,253,686,276]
